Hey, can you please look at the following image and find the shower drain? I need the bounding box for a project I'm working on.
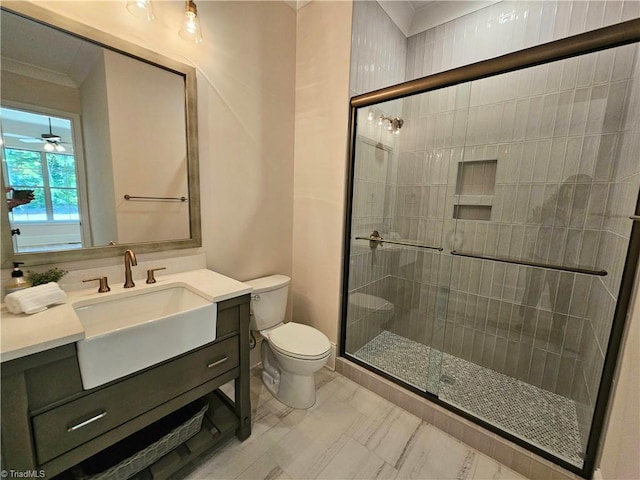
[440,374,456,385]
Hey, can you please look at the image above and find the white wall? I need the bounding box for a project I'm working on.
[291,1,353,344]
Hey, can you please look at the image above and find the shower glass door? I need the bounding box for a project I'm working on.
[343,38,640,475]
[439,45,639,468]
[343,92,461,396]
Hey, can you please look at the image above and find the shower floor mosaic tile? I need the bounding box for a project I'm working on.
[354,330,583,466]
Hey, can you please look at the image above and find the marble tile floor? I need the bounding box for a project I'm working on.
[176,369,527,480]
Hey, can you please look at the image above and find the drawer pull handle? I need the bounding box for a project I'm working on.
[67,411,107,432]
[207,357,228,368]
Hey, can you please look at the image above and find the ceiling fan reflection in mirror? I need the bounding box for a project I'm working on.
[15,118,70,152]
[0,107,75,155]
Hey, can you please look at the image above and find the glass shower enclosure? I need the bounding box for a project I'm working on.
[340,20,640,478]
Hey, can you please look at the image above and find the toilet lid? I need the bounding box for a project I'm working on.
[268,322,331,360]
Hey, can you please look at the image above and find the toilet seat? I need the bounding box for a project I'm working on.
[266,322,331,361]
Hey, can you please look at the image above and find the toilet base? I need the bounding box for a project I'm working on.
[260,340,328,409]
[267,370,317,409]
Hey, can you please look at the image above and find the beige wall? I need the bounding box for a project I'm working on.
[193,1,296,282]
[598,265,640,479]
[291,1,353,344]
[104,50,189,244]
[80,53,117,246]
[24,0,296,284]
[0,70,81,113]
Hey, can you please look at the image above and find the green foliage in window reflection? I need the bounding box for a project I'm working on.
[5,149,43,186]
[4,148,79,220]
[47,153,76,188]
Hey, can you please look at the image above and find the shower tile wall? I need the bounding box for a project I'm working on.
[347,1,407,352]
[349,1,406,98]
[576,42,640,449]
[392,0,640,455]
[405,1,640,81]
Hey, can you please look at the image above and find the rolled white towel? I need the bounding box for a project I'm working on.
[5,282,67,314]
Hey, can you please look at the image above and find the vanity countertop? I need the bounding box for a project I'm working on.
[0,269,252,363]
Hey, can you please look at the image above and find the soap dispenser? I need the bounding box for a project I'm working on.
[3,262,32,297]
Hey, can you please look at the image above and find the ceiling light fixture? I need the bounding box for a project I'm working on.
[126,0,155,21]
[179,0,203,44]
[42,118,66,152]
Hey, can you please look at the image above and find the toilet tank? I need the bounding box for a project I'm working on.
[245,275,290,331]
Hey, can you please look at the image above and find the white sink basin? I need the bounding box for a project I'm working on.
[74,283,217,390]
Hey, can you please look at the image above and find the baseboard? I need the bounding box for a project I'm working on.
[326,342,337,371]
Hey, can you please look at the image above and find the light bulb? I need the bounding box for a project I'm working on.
[179,1,203,44]
[126,0,155,21]
[44,142,54,152]
[54,144,66,152]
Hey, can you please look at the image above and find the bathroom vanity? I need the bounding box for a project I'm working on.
[1,270,252,479]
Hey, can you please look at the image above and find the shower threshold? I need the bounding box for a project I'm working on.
[354,330,583,467]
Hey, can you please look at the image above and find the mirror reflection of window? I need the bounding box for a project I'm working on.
[1,107,86,252]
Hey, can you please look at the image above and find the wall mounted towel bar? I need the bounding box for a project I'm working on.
[124,195,188,202]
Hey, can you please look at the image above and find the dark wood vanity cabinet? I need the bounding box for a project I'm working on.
[1,294,251,479]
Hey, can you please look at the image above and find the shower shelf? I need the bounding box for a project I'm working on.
[451,251,608,276]
[355,236,443,251]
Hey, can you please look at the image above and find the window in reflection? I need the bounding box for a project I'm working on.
[2,107,85,252]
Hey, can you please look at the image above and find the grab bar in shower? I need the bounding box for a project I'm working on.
[355,236,443,251]
[450,251,608,276]
[124,194,188,202]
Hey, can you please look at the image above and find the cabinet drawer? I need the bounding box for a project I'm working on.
[32,336,238,465]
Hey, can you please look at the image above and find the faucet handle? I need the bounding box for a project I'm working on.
[146,267,166,284]
[83,277,111,293]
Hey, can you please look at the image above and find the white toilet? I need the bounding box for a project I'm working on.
[246,274,331,409]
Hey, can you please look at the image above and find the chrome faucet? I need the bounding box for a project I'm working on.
[123,249,138,288]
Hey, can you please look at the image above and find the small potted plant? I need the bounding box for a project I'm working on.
[26,267,68,287]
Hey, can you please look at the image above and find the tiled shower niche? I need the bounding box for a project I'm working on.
[453,159,496,220]
[456,159,498,195]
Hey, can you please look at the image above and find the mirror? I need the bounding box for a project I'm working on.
[0,4,201,267]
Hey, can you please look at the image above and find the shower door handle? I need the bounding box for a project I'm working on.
[450,251,608,276]
[355,236,443,251]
